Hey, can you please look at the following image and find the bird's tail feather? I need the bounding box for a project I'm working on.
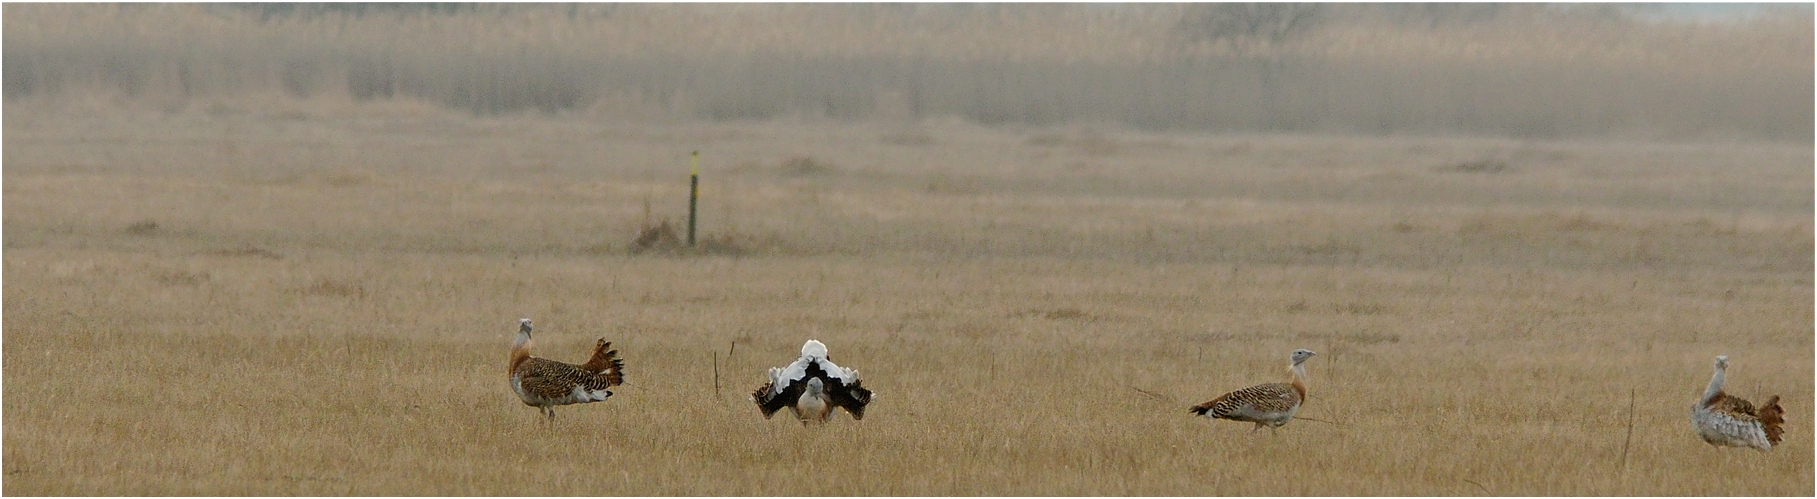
[1759,395,1785,447]
[1190,391,1233,417]
[581,339,626,386]
[1188,402,1213,416]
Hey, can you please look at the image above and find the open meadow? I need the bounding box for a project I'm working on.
[3,3,1813,496]
[3,104,1811,495]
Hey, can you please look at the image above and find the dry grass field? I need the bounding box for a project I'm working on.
[3,102,1811,495]
[3,3,1813,496]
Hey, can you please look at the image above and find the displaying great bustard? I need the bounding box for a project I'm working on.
[1691,355,1784,450]
[1190,348,1315,432]
[752,340,872,425]
[508,318,625,422]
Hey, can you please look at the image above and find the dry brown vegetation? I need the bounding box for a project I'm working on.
[5,104,1811,495]
[3,3,1813,496]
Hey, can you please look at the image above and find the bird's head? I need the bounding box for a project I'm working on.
[805,377,826,396]
[1290,348,1317,365]
[511,318,535,352]
[1714,355,1728,369]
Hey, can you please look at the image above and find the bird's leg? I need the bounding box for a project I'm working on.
[1251,423,1263,433]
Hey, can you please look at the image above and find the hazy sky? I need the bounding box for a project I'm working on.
[1637,2,1794,21]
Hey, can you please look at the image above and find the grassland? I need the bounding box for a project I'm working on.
[3,101,1811,495]
[3,3,1813,495]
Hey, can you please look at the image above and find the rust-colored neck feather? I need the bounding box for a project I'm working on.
[1289,362,1309,399]
[509,331,533,375]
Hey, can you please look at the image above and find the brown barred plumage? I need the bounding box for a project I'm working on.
[1190,348,1315,432]
[1692,356,1784,450]
[508,319,625,423]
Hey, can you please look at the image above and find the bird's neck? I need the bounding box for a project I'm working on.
[1701,366,1726,405]
[1289,361,1309,397]
[509,331,533,372]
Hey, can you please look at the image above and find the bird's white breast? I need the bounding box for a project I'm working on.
[510,376,536,405]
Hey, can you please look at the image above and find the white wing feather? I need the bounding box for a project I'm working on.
[1692,405,1773,450]
[816,358,858,384]
[768,354,857,395]
[770,357,811,396]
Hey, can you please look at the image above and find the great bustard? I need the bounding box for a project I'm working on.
[1190,348,1315,433]
[507,318,625,422]
[1691,355,1784,450]
[752,340,872,425]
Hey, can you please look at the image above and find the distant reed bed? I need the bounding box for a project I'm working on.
[3,3,1810,140]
